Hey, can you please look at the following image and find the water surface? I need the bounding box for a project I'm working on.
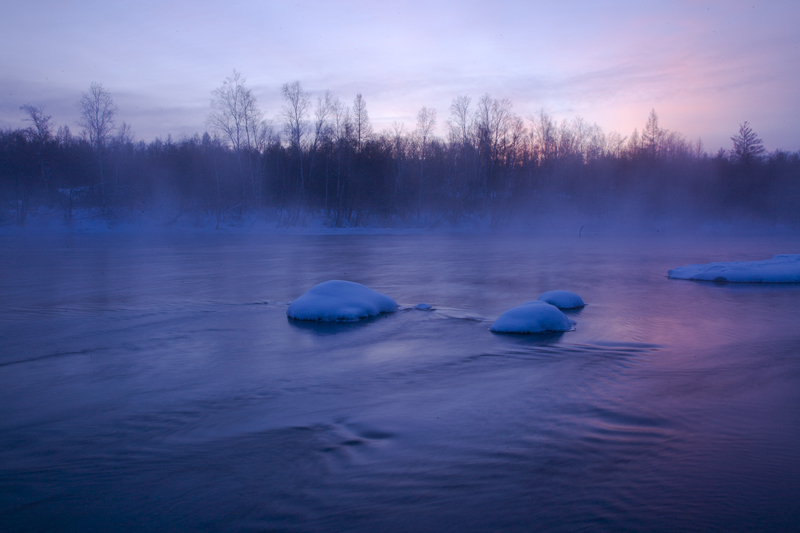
[1,232,799,532]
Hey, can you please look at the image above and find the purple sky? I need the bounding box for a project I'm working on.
[2,0,798,151]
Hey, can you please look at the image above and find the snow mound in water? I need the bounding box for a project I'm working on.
[668,254,800,283]
[490,301,576,334]
[414,303,433,310]
[537,290,585,309]
[287,280,398,321]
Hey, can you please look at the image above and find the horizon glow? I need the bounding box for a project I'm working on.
[1,0,798,152]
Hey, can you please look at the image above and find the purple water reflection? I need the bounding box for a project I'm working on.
[1,232,799,532]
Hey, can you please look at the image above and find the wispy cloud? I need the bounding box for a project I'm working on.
[1,0,797,149]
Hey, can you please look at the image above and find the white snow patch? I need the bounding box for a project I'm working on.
[668,254,800,283]
[490,301,576,334]
[287,280,398,321]
[537,290,585,309]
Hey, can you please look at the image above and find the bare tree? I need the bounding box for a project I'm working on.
[606,131,627,159]
[78,83,116,149]
[416,106,437,213]
[661,130,690,161]
[21,104,52,145]
[530,109,557,163]
[330,98,351,218]
[642,109,663,158]
[250,119,274,204]
[208,71,246,152]
[312,91,335,209]
[585,122,606,162]
[312,91,334,150]
[21,104,52,188]
[208,70,266,200]
[110,122,134,193]
[448,96,476,207]
[571,116,590,161]
[282,81,310,148]
[241,89,268,204]
[476,97,513,157]
[281,81,310,201]
[693,137,705,159]
[78,82,117,199]
[448,96,472,145]
[627,128,642,158]
[390,121,408,199]
[507,115,527,162]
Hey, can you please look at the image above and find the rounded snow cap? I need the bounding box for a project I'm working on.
[490,301,576,334]
[537,290,585,309]
[668,254,800,282]
[287,280,397,322]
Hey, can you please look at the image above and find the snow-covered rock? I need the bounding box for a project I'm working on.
[537,290,585,309]
[287,280,398,321]
[414,303,433,310]
[668,254,800,283]
[490,301,576,334]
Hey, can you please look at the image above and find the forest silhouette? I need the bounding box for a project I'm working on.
[2,74,798,228]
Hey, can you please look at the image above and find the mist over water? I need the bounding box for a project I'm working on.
[1,231,799,532]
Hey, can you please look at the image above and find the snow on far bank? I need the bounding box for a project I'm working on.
[490,301,576,334]
[9,206,800,237]
[537,290,585,309]
[287,280,398,322]
[668,254,800,283]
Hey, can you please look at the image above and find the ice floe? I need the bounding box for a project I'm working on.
[668,254,800,283]
[287,280,398,321]
[490,301,576,334]
[537,290,585,309]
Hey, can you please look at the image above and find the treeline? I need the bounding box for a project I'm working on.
[2,74,799,227]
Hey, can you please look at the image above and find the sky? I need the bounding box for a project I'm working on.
[1,0,799,152]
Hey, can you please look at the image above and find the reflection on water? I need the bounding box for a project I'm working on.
[1,232,799,532]
[287,313,391,335]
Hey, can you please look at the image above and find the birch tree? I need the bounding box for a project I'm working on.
[21,104,52,188]
[281,81,311,200]
[208,70,266,200]
[416,106,436,213]
[77,82,116,200]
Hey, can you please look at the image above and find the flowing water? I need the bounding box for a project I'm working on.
[1,231,799,532]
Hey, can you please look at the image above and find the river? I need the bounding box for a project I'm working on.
[1,231,799,532]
